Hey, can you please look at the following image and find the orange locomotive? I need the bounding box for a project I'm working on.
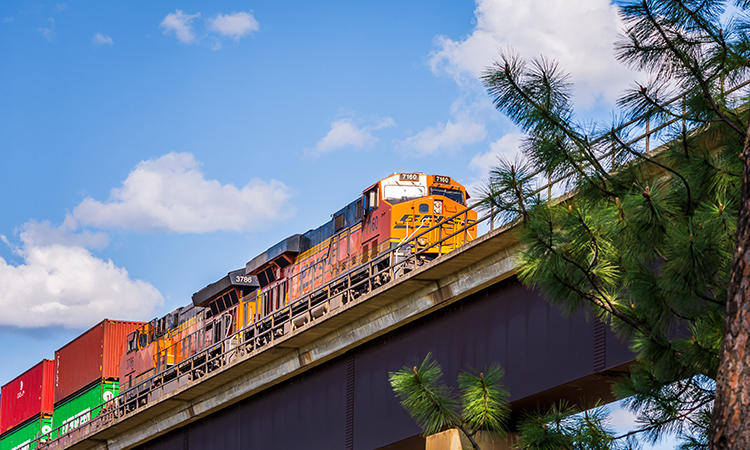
[118,271,257,402]
[118,172,476,404]
[247,172,476,319]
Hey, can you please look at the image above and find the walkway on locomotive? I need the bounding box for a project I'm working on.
[119,270,258,391]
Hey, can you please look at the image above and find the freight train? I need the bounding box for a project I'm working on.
[0,172,476,449]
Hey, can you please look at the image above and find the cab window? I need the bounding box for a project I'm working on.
[364,186,379,211]
[127,333,137,353]
[429,187,464,205]
[383,184,425,204]
[138,331,148,349]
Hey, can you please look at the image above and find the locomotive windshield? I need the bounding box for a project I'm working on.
[429,187,465,205]
[382,184,426,204]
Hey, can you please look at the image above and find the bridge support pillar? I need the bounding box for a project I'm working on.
[426,429,511,450]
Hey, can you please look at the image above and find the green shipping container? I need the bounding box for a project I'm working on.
[52,381,118,436]
[0,415,53,450]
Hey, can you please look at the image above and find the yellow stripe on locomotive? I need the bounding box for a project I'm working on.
[384,174,477,254]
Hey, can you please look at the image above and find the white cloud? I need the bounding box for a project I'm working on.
[19,215,109,250]
[92,32,113,46]
[469,132,524,176]
[399,115,486,155]
[0,230,162,329]
[429,0,635,107]
[160,10,200,44]
[38,17,55,42]
[465,132,524,194]
[607,402,638,433]
[2,17,13,24]
[72,152,294,233]
[208,11,259,40]
[307,116,395,157]
[55,3,67,12]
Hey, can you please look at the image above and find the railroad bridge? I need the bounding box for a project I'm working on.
[49,223,634,450]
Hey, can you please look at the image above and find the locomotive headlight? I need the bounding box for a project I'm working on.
[433,200,443,214]
[417,237,428,246]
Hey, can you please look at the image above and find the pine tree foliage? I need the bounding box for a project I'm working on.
[459,366,511,434]
[389,353,460,436]
[515,402,635,450]
[478,0,750,447]
[389,354,510,450]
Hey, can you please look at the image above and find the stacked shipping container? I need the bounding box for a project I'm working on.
[0,319,143,450]
[0,360,55,450]
[0,416,52,450]
[51,320,143,434]
[53,381,118,435]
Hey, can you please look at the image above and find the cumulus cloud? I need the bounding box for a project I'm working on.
[399,114,486,155]
[38,17,55,42]
[160,9,200,44]
[19,215,109,250]
[92,32,113,46]
[307,116,395,157]
[429,0,635,107]
[607,402,638,433]
[208,11,259,40]
[72,152,293,233]
[469,132,524,176]
[0,230,162,329]
[465,132,524,195]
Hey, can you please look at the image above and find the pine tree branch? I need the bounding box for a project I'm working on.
[696,289,724,306]
[526,214,650,333]
[613,397,713,441]
[674,0,738,76]
[630,85,719,124]
[668,305,699,322]
[473,375,490,435]
[572,208,602,273]
[495,62,616,194]
[456,424,483,450]
[550,271,653,337]
[701,155,742,178]
[642,0,747,138]
[613,133,694,213]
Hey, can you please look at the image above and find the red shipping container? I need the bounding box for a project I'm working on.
[53,319,144,405]
[0,360,54,434]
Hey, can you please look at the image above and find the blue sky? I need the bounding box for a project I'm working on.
[1,0,681,446]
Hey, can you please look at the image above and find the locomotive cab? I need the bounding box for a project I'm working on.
[362,173,476,260]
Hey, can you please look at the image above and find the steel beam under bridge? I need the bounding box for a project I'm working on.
[64,226,635,450]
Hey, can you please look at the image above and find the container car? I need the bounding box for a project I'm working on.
[52,380,118,436]
[0,415,52,450]
[54,320,143,405]
[0,360,54,435]
[0,172,475,446]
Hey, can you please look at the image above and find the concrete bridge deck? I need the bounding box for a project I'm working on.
[47,223,633,450]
